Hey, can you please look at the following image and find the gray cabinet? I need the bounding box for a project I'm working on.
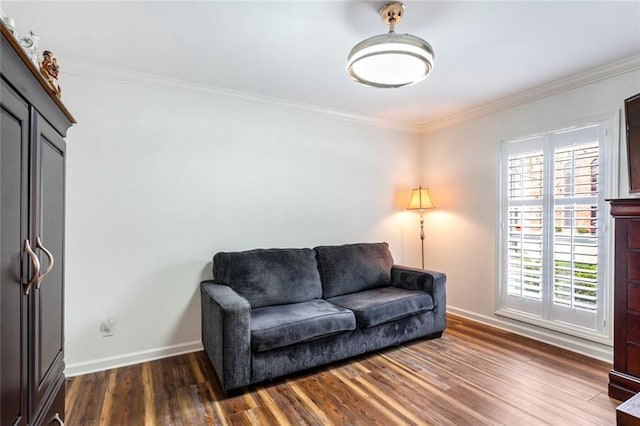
[1,24,75,425]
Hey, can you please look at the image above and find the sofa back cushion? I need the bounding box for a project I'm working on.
[314,242,394,298]
[213,248,322,308]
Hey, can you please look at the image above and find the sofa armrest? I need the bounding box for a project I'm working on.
[391,265,446,331]
[200,280,251,391]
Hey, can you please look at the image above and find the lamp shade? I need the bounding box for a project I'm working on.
[407,187,434,210]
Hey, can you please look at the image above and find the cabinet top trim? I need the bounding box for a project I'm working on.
[1,25,76,124]
[608,198,640,217]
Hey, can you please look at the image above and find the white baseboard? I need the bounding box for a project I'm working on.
[447,306,613,363]
[65,341,203,377]
[64,308,613,377]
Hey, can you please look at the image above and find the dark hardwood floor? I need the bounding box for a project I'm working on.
[66,314,618,425]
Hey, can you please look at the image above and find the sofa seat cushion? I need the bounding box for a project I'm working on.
[315,242,394,298]
[251,299,356,352]
[213,248,322,308]
[327,286,433,328]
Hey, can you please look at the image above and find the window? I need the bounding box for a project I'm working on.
[498,121,613,339]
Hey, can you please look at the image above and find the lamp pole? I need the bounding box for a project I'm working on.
[419,213,425,269]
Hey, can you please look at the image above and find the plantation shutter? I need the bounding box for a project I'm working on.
[500,123,607,333]
[548,126,603,328]
[503,136,545,316]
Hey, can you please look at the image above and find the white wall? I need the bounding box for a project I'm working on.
[61,65,422,374]
[59,53,639,374]
[419,62,640,361]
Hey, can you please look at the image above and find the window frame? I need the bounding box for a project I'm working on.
[496,114,619,345]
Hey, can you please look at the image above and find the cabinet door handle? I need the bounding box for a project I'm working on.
[51,413,64,425]
[23,238,40,295]
[35,236,54,289]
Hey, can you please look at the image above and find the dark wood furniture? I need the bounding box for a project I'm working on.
[1,24,75,425]
[625,93,640,193]
[610,198,640,401]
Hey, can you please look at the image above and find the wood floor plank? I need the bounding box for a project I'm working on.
[98,369,118,425]
[193,381,225,425]
[351,371,437,425]
[66,314,618,425]
[141,363,156,426]
[417,338,600,403]
[253,385,291,426]
[309,370,394,425]
[66,371,108,425]
[408,330,613,424]
[289,382,335,425]
[428,329,604,403]
[330,368,421,426]
[357,370,461,425]
[444,382,544,425]
[377,353,496,424]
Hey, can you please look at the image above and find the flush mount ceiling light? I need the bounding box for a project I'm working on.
[347,1,434,88]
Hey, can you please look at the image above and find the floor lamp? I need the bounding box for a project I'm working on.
[407,186,434,269]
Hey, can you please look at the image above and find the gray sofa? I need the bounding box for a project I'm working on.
[200,242,446,393]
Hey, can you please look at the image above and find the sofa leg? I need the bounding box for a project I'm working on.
[428,331,444,339]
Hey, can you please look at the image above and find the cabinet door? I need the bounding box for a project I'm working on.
[30,112,66,421]
[0,80,30,426]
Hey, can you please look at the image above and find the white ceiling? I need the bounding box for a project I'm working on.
[4,1,640,127]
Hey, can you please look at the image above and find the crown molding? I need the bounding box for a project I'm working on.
[419,54,640,133]
[62,58,421,134]
[60,54,640,136]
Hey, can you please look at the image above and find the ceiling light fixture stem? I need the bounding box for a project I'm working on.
[388,19,395,33]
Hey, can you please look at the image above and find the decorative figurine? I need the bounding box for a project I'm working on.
[19,30,40,65]
[39,50,61,96]
[2,16,17,37]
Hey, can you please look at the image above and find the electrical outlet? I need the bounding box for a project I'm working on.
[100,318,114,337]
